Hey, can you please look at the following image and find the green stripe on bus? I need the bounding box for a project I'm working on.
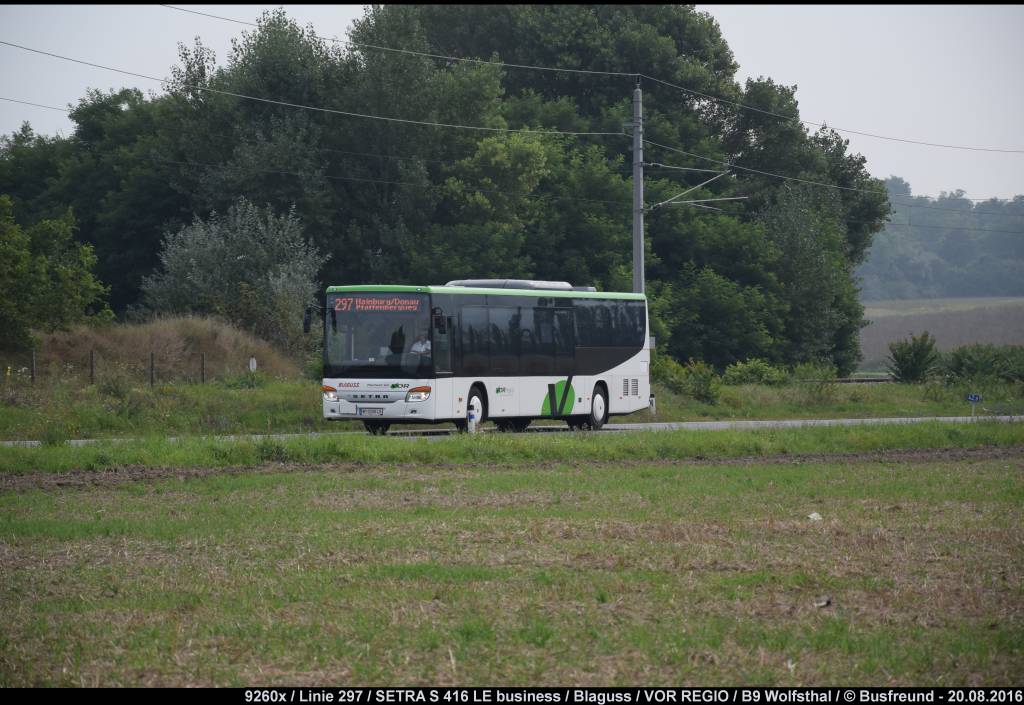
[325,285,646,301]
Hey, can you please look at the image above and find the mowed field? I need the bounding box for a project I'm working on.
[860,297,1024,369]
[2,425,1022,685]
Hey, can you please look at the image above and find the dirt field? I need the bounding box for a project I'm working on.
[860,297,1024,368]
[2,442,1022,685]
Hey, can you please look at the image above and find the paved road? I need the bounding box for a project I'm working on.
[1,415,1020,448]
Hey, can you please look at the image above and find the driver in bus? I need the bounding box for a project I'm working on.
[410,331,432,357]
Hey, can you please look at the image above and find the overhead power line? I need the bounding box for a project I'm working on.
[643,140,1024,210]
[640,75,1024,154]
[142,154,633,207]
[4,92,1020,211]
[0,40,626,138]
[879,219,1023,236]
[644,138,889,197]
[0,96,67,112]
[893,201,1024,219]
[159,3,1024,155]
[159,5,638,79]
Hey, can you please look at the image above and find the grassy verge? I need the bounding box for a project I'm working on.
[1,453,1020,685]
[1,421,1021,474]
[2,376,1023,442]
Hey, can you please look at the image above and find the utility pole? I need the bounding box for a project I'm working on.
[631,79,644,294]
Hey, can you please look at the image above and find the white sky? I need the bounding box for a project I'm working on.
[1,4,1022,199]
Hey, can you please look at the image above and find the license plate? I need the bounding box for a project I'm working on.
[358,407,383,416]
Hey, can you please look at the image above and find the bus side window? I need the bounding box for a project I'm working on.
[461,306,490,375]
[522,307,552,375]
[553,308,575,375]
[433,309,452,374]
[488,307,519,376]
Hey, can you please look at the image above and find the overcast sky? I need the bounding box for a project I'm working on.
[2,4,1022,200]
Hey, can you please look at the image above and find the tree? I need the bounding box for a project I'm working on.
[142,197,324,353]
[760,185,863,374]
[2,5,895,372]
[0,196,108,350]
[857,177,1024,300]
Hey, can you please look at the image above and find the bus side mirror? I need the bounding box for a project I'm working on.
[303,306,312,335]
[432,307,447,334]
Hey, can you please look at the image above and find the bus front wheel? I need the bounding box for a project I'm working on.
[455,385,488,432]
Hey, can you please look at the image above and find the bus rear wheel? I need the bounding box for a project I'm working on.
[567,386,608,431]
[496,419,531,433]
[364,421,390,435]
[587,385,608,430]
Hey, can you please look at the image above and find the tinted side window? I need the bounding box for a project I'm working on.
[489,307,519,376]
[521,307,552,375]
[461,306,490,375]
[626,300,647,347]
[553,307,575,375]
[575,299,616,347]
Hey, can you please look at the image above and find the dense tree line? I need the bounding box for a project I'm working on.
[857,177,1024,300]
[0,5,889,372]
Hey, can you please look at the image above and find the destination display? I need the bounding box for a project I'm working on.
[334,296,423,313]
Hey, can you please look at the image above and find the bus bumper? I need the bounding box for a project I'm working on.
[322,393,437,422]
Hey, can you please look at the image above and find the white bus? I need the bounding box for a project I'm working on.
[309,279,652,434]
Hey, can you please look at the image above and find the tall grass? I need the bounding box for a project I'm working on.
[0,315,301,384]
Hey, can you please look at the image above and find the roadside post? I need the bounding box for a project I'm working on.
[467,402,478,434]
[967,392,982,417]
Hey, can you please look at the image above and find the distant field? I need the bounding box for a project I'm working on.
[2,431,1021,685]
[860,297,1024,370]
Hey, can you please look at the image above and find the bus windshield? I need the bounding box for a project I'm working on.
[324,292,432,378]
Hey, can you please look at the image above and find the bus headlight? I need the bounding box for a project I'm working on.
[406,386,431,402]
[322,385,339,401]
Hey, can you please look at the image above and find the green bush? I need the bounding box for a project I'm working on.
[681,359,720,404]
[220,370,268,389]
[886,331,939,383]
[650,352,688,395]
[303,347,324,381]
[722,358,788,386]
[791,360,838,404]
[651,353,720,403]
[98,374,132,400]
[942,344,1024,384]
[791,360,838,383]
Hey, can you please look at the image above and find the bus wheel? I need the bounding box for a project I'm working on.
[364,421,390,435]
[455,385,488,432]
[496,419,531,433]
[586,386,608,431]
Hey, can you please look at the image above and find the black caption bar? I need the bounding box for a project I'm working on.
[233,689,1023,705]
